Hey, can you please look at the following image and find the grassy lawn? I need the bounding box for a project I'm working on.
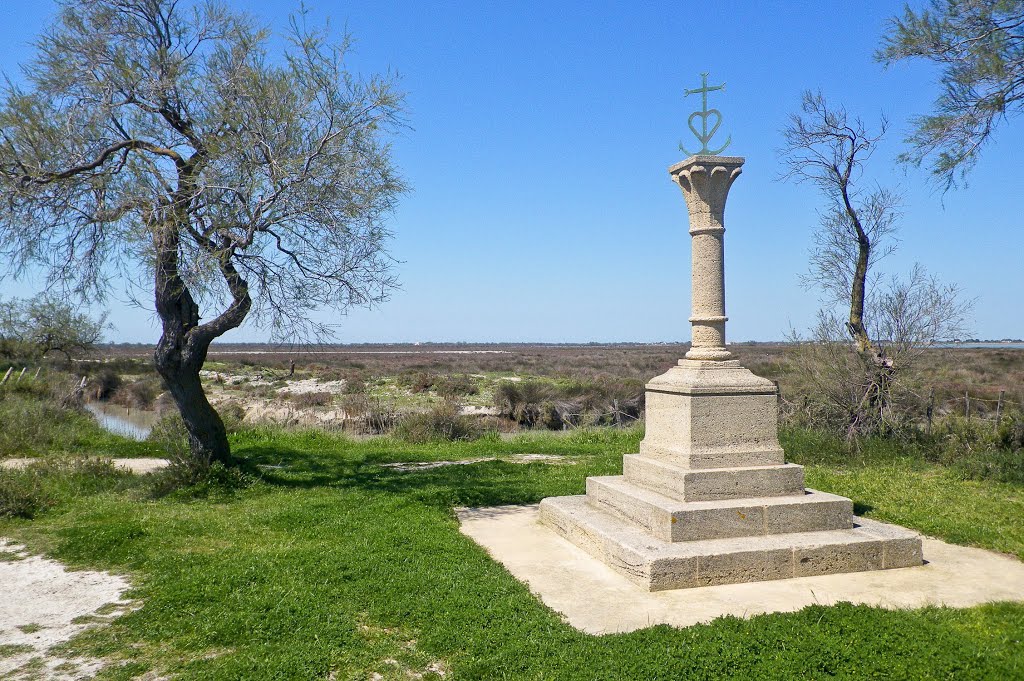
[1,427,1022,679]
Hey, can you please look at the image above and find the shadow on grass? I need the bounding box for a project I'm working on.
[235,442,602,509]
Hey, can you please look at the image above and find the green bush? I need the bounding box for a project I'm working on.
[0,457,131,518]
[146,412,256,496]
[394,403,480,443]
[0,392,99,457]
[434,374,479,399]
[0,468,52,518]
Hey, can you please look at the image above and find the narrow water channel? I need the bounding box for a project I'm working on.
[84,403,157,441]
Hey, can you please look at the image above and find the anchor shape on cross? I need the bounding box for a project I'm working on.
[680,72,732,156]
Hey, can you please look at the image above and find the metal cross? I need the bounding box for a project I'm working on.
[680,72,731,156]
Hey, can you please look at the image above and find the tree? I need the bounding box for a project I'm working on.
[779,92,971,437]
[878,0,1024,189]
[0,0,405,467]
[0,295,106,360]
[779,92,898,357]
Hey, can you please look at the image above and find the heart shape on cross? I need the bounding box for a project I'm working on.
[688,108,723,145]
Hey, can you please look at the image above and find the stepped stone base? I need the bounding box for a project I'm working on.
[538,358,923,591]
[540,495,923,591]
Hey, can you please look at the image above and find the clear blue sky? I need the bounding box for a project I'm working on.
[0,1,1020,343]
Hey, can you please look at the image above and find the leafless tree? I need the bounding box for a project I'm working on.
[780,91,899,357]
[780,92,971,437]
[0,0,406,466]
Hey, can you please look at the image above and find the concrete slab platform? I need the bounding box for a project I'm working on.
[457,504,1024,634]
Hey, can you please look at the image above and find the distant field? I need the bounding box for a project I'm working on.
[93,341,1023,415]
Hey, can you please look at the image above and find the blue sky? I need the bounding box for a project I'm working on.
[0,1,1020,343]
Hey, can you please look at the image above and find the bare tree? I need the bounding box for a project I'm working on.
[878,0,1024,189]
[780,92,971,437]
[779,91,898,356]
[0,0,406,466]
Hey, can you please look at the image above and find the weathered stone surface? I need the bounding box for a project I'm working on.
[668,156,744,361]
[539,495,923,591]
[586,476,853,542]
[622,456,805,502]
[533,152,925,592]
[640,362,784,469]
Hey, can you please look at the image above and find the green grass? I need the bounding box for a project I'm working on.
[0,390,158,459]
[0,426,1021,679]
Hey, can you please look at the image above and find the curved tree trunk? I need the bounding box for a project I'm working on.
[154,332,231,466]
[153,213,250,467]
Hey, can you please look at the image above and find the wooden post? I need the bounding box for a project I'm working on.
[964,392,970,420]
[926,388,935,436]
[612,399,622,427]
[16,367,26,383]
[33,367,41,381]
[1,367,11,385]
[995,389,1006,426]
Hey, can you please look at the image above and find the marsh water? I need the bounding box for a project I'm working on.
[85,403,158,441]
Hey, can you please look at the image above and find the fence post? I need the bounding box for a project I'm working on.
[1,367,11,385]
[33,367,41,381]
[995,389,1006,427]
[964,391,970,420]
[16,367,26,383]
[926,388,935,436]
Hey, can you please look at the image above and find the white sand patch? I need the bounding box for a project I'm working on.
[275,378,348,395]
[1,458,169,475]
[458,406,498,416]
[0,539,136,679]
[199,370,273,387]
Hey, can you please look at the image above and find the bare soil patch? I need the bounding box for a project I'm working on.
[0,539,136,679]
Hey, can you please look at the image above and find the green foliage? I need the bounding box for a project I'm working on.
[146,412,257,496]
[0,457,132,518]
[0,389,126,458]
[0,294,105,360]
[878,0,1024,188]
[0,425,1022,678]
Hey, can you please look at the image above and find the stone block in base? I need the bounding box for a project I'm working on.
[539,495,923,591]
[585,476,852,542]
[622,455,805,501]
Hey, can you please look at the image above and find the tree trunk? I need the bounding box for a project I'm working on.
[152,214,246,468]
[154,338,231,466]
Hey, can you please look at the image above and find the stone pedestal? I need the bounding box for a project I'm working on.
[539,155,922,591]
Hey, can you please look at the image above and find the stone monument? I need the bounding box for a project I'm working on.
[539,75,923,590]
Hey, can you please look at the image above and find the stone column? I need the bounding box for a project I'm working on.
[668,155,744,361]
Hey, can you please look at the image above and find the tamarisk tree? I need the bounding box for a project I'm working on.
[0,0,405,465]
[780,92,971,436]
[878,0,1024,189]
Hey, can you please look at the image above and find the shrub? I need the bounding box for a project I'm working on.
[394,403,480,443]
[218,401,247,432]
[0,392,101,457]
[0,457,131,519]
[343,373,367,394]
[493,381,549,427]
[403,371,436,393]
[0,469,52,518]
[89,368,122,401]
[112,378,159,409]
[290,391,333,408]
[146,413,256,496]
[340,394,369,417]
[434,374,479,399]
[358,399,399,435]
